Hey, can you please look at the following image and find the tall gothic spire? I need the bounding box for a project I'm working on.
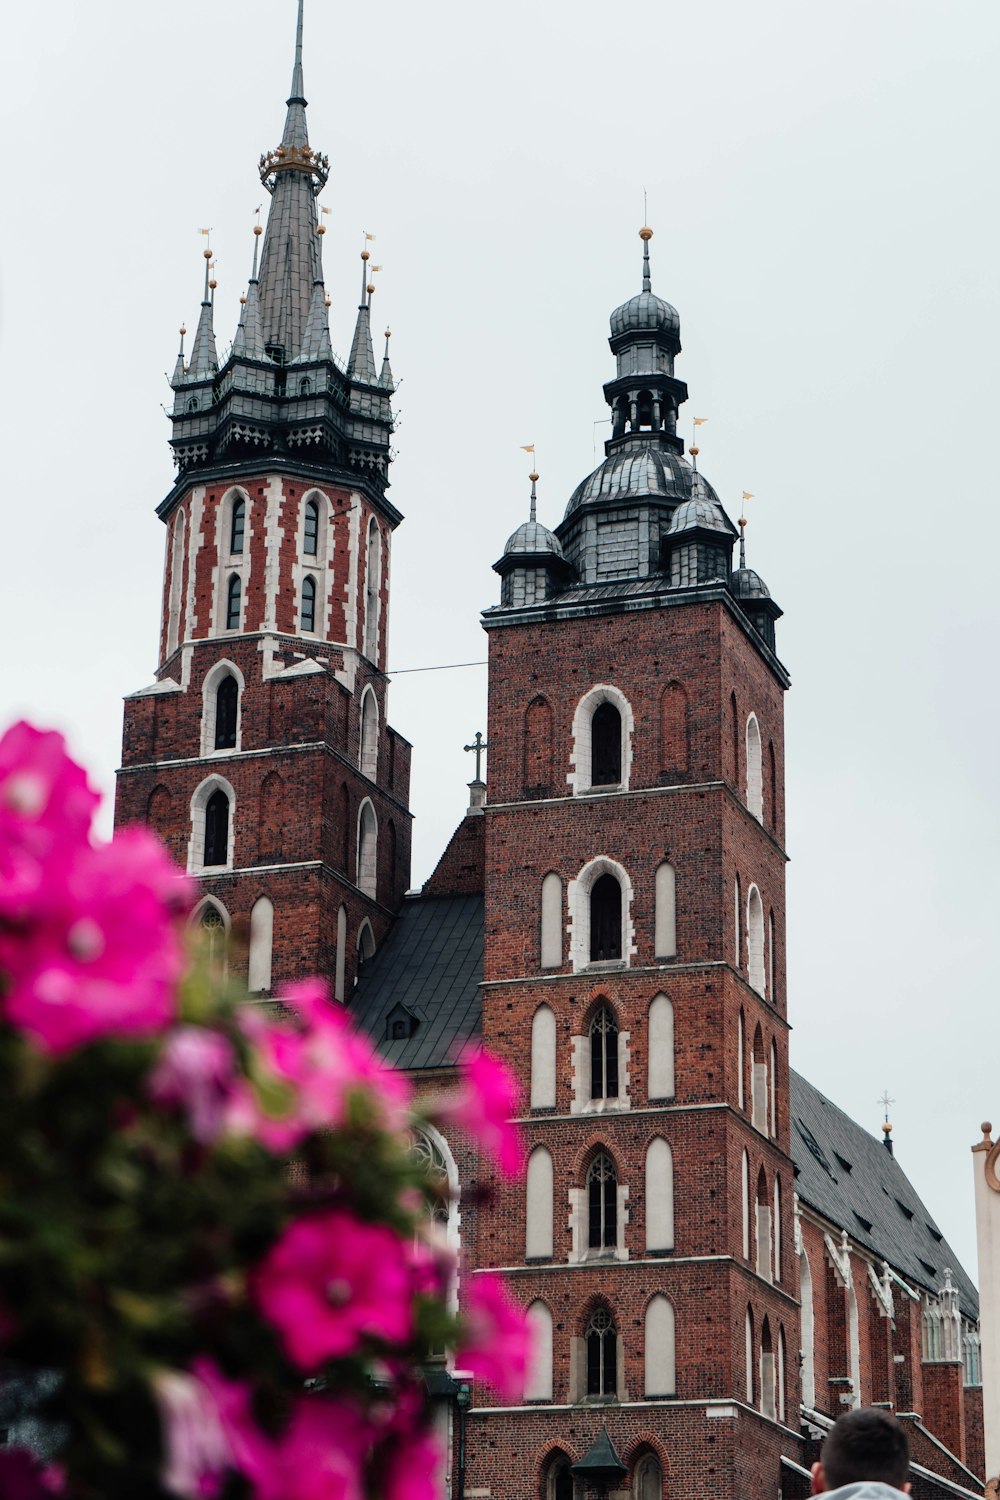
[255,0,329,362]
[348,252,378,384]
[187,248,218,378]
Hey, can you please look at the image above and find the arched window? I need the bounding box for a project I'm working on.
[643,1298,676,1396]
[338,782,350,871]
[768,740,777,829]
[530,1004,556,1109]
[525,1301,554,1401]
[644,1137,674,1251]
[589,1006,619,1100]
[777,1325,787,1423]
[585,1306,617,1397]
[303,497,319,556]
[587,1153,617,1251]
[591,701,622,786]
[546,1455,574,1500]
[214,674,238,750]
[357,919,376,967]
[204,788,230,867]
[301,574,317,633]
[746,713,763,819]
[752,1024,768,1132]
[741,1150,750,1259]
[734,875,742,968]
[248,896,273,992]
[359,688,378,778]
[634,1453,663,1500]
[738,1007,746,1110]
[590,874,622,962]
[654,861,676,958]
[773,1174,782,1283]
[647,994,674,1101]
[197,900,228,967]
[524,695,554,793]
[800,1247,816,1407]
[770,1037,778,1137]
[540,872,562,969]
[760,1317,776,1419]
[226,573,241,630]
[334,904,347,1002]
[167,508,186,656]
[364,519,381,660]
[660,681,689,774]
[526,1147,554,1259]
[745,1305,755,1403]
[769,910,776,1002]
[230,498,245,555]
[730,691,740,789]
[357,800,377,897]
[756,1167,772,1283]
[299,376,312,396]
[747,885,765,995]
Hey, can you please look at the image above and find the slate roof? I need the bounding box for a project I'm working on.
[790,1069,978,1319]
[350,894,483,1069]
[350,894,977,1316]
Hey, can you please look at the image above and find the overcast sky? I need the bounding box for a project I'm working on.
[1,0,997,1279]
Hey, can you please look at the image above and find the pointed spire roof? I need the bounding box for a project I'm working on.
[255,0,328,361]
[187,250,218,378]
[379,327,394,390]
[297,229,334,363]
[348,253,378,384]
[171,325,187,384]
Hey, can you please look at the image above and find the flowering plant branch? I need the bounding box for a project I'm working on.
[0,723,529,1500]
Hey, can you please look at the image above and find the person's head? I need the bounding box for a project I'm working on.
[811,1408,911,1494]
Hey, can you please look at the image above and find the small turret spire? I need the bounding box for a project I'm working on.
[379,327,394,390]
[348,247,378,383]
[281,0,308,149]
[172,325,187,383]
[233,221,267,360]
[640,224,653,292]
[296,220,334,363]
[187,241,218,378]
[528,470,539,523]
[738,516,746,568]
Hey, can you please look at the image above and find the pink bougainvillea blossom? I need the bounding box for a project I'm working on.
[456,1273,530,1401]
[438,1050,523,1177]
[148,1027,241,1144]
[381,1427,444,1500]
[191,1358,272,1489]
[1,827,187,1054]
[253,1209,414,1370]
[0,721,99,922]
[252,1395,372,1500]
[153,1367,233,1499]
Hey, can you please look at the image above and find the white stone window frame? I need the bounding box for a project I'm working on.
[363,516,383,663]
[747,883,766,997]
[166,506,186,657]
[293,489,333,640]
[221,568,246,635]
[217,486,252,635]
[567,855,636,973]
[525,1299,554,1402]
[190,895,231,974]
[568,1151,629,1264]
[745,712,763,820]
[356,797,378,898]
[359,684,379,780]
[222,485,251,562]
[248,894,274,993]
[414,1122,462,1313]
[568,683,634,795]
[188,773,236,874]
[570,998,631,1115]
[200,659,246,757]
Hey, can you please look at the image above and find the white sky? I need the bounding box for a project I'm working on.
[1,1,997,1279]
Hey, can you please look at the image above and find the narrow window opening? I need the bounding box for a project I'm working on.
[591,701,622,786]
[304,498,319,556]
[587,1154,617,1251]
[226,574,241,630]
[589,1006,619,1099]
[590,874,622,962]
[214,675,238,750]
[199,902,226,964]
[230,498,245,554]
[585,1306,617,1396]
[204,789,230,867]
[301,574,317,633]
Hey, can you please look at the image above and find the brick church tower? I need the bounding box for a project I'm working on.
[114,0,411,998]
[468,228,797,1499]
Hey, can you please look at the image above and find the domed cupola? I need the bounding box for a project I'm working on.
[493,472,572,607]
[663,472,738,586]
[609,288,680,341]
[730,519,782,651]
[603,227,687,458]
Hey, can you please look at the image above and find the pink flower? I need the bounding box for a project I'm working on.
[253,1395,372,1500]
[1,827,187,1054]
[148,1027,240,1143]
[253,1209,414,1370]
[191,1358,271,1486]
[0,721,99,922]
[0,1449,65,1498]
[457,1273,530,1401]
[381,1428,444,1500]
[438,1050,523,1177]
[153,1367,233,1498]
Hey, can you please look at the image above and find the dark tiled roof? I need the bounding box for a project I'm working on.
[349,894,482,1070]
[351,895,976,1314]
[790,1070,978,1320]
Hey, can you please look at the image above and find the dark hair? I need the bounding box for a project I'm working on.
[821,1408,910,1491]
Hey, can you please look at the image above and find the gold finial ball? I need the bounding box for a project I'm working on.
[688,444,699,458]
[253,223,263,236]
[639,226,653,241]
[324,295,332,307]
[317,223,326,234]
[208,278,217,290]
[739,514,747,528]
[361,249,370,262]
[203,247,212,259]
[882,1121,893,1133]
[179,325,187,336]
[983,1121,993,1135]
[239,295,247,305]
[529,471,540,483]
[367,283,375,295]
[384,327,391,339]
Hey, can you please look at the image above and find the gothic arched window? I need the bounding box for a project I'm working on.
[635,1454,663,1500]
[230,498,245,554]
[589,1006,619,1100]
[364,519,381,660]
[304,498,319,556]
[214,674,238,750]
[587,1152,617,1251]
[590,874,622,962]
[585,1305,617,1396]
[301,574,317,633]
[226,573,242,630]
[204,788,230,867]
[199,901,226,965]
[591,701,622,786]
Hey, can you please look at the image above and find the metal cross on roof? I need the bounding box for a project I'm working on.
[878,1090,896,1123]
[463,731,488,781]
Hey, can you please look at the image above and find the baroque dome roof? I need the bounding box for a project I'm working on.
[667,473,735,536]
[609,289,680,339]
[731,566,772,600]
[502,518,564,559]
[564,445,703,518]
